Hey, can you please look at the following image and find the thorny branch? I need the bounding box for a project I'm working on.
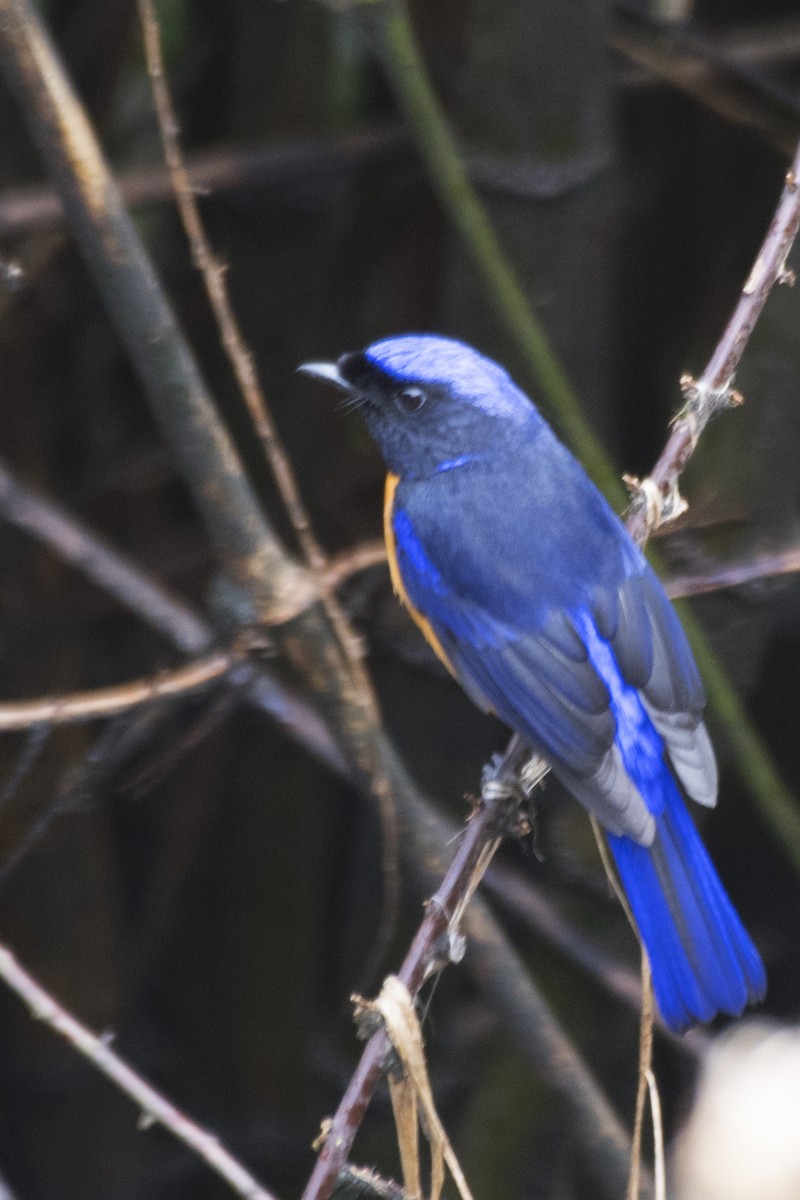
[625,143,800,546]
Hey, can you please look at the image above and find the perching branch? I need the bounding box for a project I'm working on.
[301,745,641,1200]
[0,943,278,1200]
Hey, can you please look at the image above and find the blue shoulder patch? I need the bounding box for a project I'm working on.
[392,508,449,596]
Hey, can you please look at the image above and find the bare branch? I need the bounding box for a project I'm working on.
[302,743,640,1200]
[137,0,325,575]
[611,12,800,157]
[0,456,210,655]
[0,456,345,772]
[0,127,404,238]
[665,539,800,599]
[0,651,232,732]
[0,943,278,1200]
[626,146,800,546]
[324,541,388,589]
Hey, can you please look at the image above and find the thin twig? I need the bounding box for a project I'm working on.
[611,12,799,157]
[0,651,232,731]
[0,456,209,655]
[646,1070,666,1200]
[591,823,657,1200]
[324,540,388,589]
[136,0,324,573]
[0,943,278,1200]
[665,538,800,599]
[481,862,708,1059]
[136,0,400,983]
[0,457,344,773]
[0,724,49,811]
[627,957,655,1200]
[0,127,405,238]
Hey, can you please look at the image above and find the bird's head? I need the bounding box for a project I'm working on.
[300,334,536,479]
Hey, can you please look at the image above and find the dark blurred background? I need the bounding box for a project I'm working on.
[0,0,800,1197]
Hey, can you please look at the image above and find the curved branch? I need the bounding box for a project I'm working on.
[0,651,232,731]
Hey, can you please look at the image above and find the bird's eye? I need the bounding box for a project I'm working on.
[395,386,426,414]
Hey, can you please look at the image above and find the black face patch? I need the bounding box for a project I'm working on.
[337,351,386,394]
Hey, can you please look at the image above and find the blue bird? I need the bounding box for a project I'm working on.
[301,334,766,1032]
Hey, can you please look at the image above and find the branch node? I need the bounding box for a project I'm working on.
[312,1119,332,1154]
[679,372,740,427]
[624,474,662,532]
[351,993,387,1042]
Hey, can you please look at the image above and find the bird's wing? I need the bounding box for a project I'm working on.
[390,475,716,842]
[597,568,717,808]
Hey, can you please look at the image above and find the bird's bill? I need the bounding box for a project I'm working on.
[297,361,352,392]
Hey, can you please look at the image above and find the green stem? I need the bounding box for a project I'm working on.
[373,0,624,505]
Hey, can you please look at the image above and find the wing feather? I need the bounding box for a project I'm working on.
[390,480,716,838]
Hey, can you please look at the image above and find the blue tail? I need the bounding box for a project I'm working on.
[608,776,766,1032]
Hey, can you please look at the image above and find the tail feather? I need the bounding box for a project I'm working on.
[608,775,766,1032]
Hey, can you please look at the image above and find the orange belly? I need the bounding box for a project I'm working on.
[383,472,456,676]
